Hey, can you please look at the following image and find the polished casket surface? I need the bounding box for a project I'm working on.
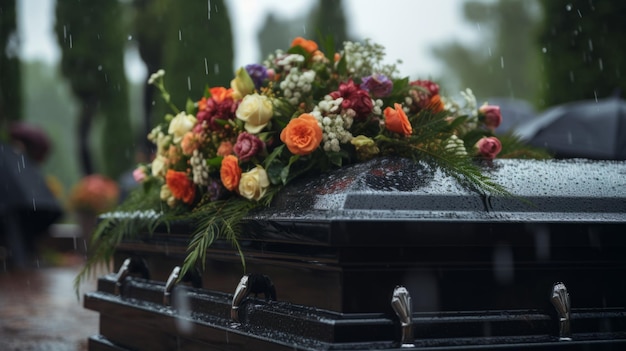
[85,158,626,350]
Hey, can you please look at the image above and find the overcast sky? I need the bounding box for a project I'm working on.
[17,0,480,82]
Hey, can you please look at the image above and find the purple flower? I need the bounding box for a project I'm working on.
[361,74,393,98]
[245,64,268,89]
[207,179,226,202]
[234,132,264,162]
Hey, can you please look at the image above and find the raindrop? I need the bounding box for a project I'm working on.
[577,9,582,18]
[63,25,67,40]
[569,71,575,82]
[127,35,133,41]
[598,58,604,71]
[98,65,103,71]
[21,154,25,168]
[214,64,220,74]
[302,25,306,34]
[542,47,547,53]
[32,197,36,211]
[207,0,211,19]
[178,30,182,41]
[476,23,481,32]
[594,90,598,102]
[588,39,593,51]
[500,56,504,69]
[565,3,572,11]
[567,131,573,144]
[204,58,209,75]
[488,47,492,57]
[69,34,73,49]
[187,76,192,91]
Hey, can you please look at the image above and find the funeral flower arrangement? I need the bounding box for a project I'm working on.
[77,37,546,286]
[69,174,120,215]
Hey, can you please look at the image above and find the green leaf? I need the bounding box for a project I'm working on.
[280,154,300,184]
[336,55,348,76]
[185,98,196,115]
[206,156,223,168]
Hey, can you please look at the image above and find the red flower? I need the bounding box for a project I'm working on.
[408,79,441,112]
[329,80,373,120]
[196,87,239,131]
[165,170,196,204]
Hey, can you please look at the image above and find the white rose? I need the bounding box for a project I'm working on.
[236,93,273,134]
[238,166,270,201]
[151,155,167,177]
[168,112,197,143]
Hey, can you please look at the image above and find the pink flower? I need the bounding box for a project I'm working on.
[217,141,234,156]
[132,167,147,183]
[479,104,502,130]
[329,80,373,120]
[234,132,264,162]
[476,136,502,160]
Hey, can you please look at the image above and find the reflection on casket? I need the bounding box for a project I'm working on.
[84,158,626,350]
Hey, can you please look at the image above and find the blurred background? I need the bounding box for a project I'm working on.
[1,0,626,266]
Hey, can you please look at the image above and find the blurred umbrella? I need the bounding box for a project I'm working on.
[0,142,63,267]
[515,97,626,160]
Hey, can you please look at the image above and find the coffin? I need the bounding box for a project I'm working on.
[84,158,626,350]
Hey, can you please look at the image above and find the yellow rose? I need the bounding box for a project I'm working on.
[230,67,255,100]
[238,166,270,201]
[236,93,273,134]
[168,112,197,143]
[350,135,380,161]
[151,155,168,177]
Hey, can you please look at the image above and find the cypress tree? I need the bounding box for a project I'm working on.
[162,0,234,113]
[0,0,22,131]
[55,0,133,179]
[308,0,349,49]
[538,0,626,107]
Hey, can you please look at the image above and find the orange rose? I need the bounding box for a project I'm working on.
[209,86,233,103]
[165,170,196,204]
[220,155,242,191]
[426,94,445,114]
[291,37,318,54]
[384,103,412,136]
[280,114,323,156]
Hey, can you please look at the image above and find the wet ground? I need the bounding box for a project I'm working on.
[0,254,100,351]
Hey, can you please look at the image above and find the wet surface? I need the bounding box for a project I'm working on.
[0,255,100,351]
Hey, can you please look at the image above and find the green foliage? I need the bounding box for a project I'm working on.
[155,0,234,121]
[0,0,22,127]
[307,0,349,51]
[55,0,134,179]
[431,0,542,104]
[537,0,626,108]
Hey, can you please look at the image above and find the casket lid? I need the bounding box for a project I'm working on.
[251,157,626,223]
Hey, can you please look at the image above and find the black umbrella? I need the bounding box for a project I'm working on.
[0,142,63,267]
[515,97,626,160]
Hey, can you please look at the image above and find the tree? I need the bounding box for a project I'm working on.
[132,0,234,142]
[431,0,542,103]
[131,0,169,154]
[307,0,349,50]
[257,13,298,61]
[0,0,22,132]
[537,0,626,107]
[55,0,134,179]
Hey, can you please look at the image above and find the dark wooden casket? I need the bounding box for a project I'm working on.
[84,158,626,350]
